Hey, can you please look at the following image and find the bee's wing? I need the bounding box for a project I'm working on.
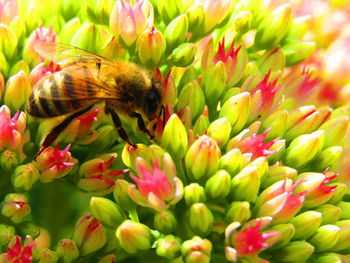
[34,42,115,67]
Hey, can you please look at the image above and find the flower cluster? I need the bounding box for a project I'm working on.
[0,0,350,262]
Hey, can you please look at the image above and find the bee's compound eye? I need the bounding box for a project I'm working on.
[146,88,160,114]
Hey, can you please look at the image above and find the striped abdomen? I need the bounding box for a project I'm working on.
[26,71,97,118]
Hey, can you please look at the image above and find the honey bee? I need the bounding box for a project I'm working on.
[26,42,163,158]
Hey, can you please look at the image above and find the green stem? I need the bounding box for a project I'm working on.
[129,208,139,222]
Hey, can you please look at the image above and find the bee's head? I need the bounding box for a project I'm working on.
[144,78,162,120]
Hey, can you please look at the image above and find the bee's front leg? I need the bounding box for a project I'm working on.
[130,112,154,139]
[108,108,137,148]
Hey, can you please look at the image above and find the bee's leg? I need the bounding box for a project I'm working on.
[34,106,93,160]
[108,109,137,148]
[130,112,154,139]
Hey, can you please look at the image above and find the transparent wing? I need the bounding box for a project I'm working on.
[33,42,115,66]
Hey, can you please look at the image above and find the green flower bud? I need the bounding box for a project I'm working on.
[207,118,231,148]
[188,203,213,236]
[100,36,127,61]
[182,236,212,261]
[255,4,293,50]
[286,15,310,40]
[270,224,295,249]
[165,14,189,53]
[315,253,344,263]
[154,210,177,234]
[59,18,81,44]
[184,183,207,205]
[177,67,198,93]
[155,0,181,24]
[9,16,27,44]
[1,193,31,223]
[311,146,342,171]
[234,11,252,35]
[73,214,107,256]
[338,201,350,220]
[169,43,197,67]
[38,249,59,263]
[45,15,65,33]
[319,116,349,147]
[202,61,227,110]
[328,182,347,204]
[315,204,342,225]
[273,241,314,262]
[226,201,251,223]
[116,220,151,254]
[219,148,245,176]
[71,23,110,54]
[262,110,289,140]
[0,24,18,60]
[90,197,126,228]
[56,239,79,263]
[186,3,205,33]
[0,224,15,246]
[284,130,325,168]
[290,211,322,240]
[156,235,181,259]
[193,114,210,136]
[282,41,316,67]
[177,80,205,120]
[17,222,40,239]
[257,46,286,73]
[231,166,260,202]
[86,0,114,25]
[185,135,220,181]
[332,220,350,251]
[261,165,297,189]
[9,60,30,76]
[219,92,251,133]
[12,163,40,192]
[0,52,9,76]
[136,26,166,67]
[98,254,116,263]
[308,225,340,252]
[113,179,137,210]
[205,170,231,199]
[22,7,41,34]
[4,70,31,111]
[161,114,188,159]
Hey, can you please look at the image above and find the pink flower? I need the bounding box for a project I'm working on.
[78,153,128,194]
[0,0,18,24]
[234,129,279,160]
[110,0,153,46]
[0,105,29,161]
[5,236,34,263]
[154,68,176,106]
[35,144,76,183]
[129,160,183,212]
[29,61,61,85]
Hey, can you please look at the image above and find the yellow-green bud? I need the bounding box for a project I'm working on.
[311,146,343,171]
[9,16,27,44]
[308,225,340,252]
[38,249,59,263]
[0,24,18,60]
[4,70,31,111]
[261,165,297,189]
[207,118,231,148]
[177,80,205,120]
[113,179,137,210]
[193,114,210,136]
[156,235,181,259]
[284,130,325,168]
[154,210,177,234]
[226,201,251,223]
[315,204,342,225]
[270,224,295,250]
[315,253,345,263]
[12,163,40,192]
[164,14,189,53]
[169,43,197,67]
[0,52,9,76]
[255,4,293,50]
[332,220,350,251]
[282,41,316,67]
[56,239,79,263]
[98,254,116,263]
[328,182,347,204]
[234,11,252,35]
[231,166,260,202]
[1,193,31,223]
[257,46,286,73]
[181,236,212,262]
[262,110,289,140]
[90,197,126,228]
[338,201,350,220]
[186,3,205,33]
[116,220,151,254]
[205,170,231,199]
[155,0,181,24]
[188,203,213,236]
[17,221,40,239]
[219,92,251,133]
[9,60,30,76]
[59,18,81,44]
[1,150,19,171]
[184,183,207,206]
[273,241,314,262]
[86,0,114,25]
[0,224,15,246]
[319,116,349,147]
[219,148,245,176]
[185,135,220,182]
[161,114,188,159]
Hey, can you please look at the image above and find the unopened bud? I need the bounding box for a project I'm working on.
[154,210,177,234]
[226,202,251,223]
[56,239,79,263]
[156,235,181,259]
[205,170,231,199]
[90,197,126,228]
[188,203,213,236]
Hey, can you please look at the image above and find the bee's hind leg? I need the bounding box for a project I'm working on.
[34,106,93,160]
[130,112,154,139]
